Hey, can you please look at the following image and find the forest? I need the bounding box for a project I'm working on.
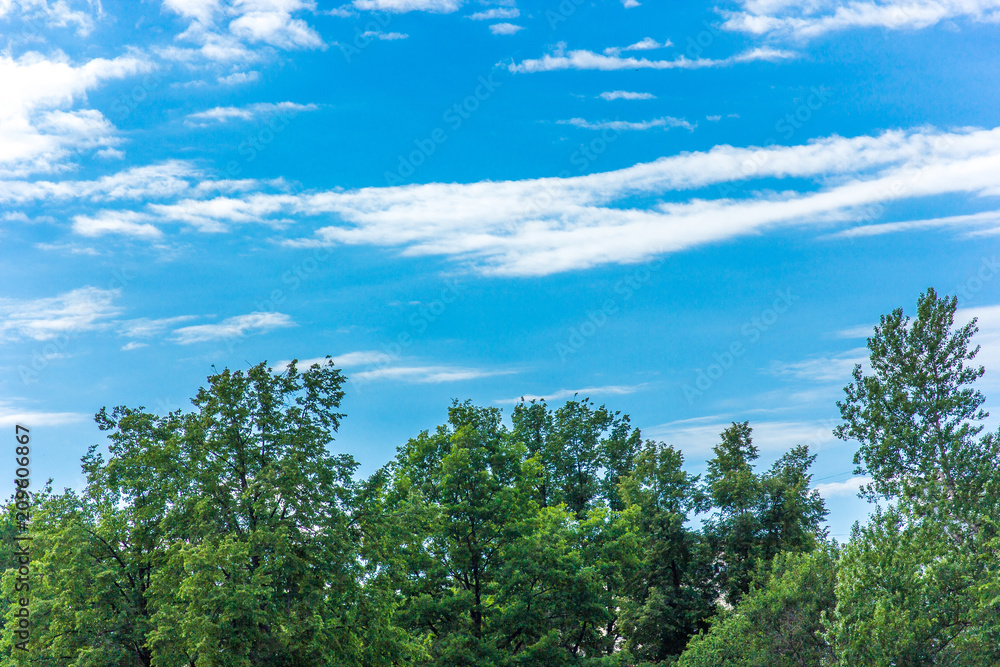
[2,288,997,666]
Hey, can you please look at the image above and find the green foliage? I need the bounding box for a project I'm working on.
[826,508,1000,665]
[703,422,828,606]
[677,546,838,667]
[4,289,997,667]
[829,289,1000,665]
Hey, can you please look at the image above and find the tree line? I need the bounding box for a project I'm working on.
[2,288,998,666]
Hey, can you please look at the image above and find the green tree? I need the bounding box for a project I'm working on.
[617,442,714,663]
[703,422,827,606]
[1,359,411,667]
[677,546,837,667]
[836,288,1000,534]
[828,289,1000,665]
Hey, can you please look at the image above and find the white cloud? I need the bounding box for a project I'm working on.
[0,287,122,342]
[835,324,875,339]
[599,90,656,101]
[44,126,1000,277]
[0,0,97,36]
[509,45,792,73]
[352,365,514,383]
[360,30,409,39]
[560,116,694,131]
[0,161,202,204]
[162,0,325,62]
[352,0,462,12]
[0,404,88,427]
[122,341,149,350]
[489,22,523,35]
[273,351,393,370]
[218,70,261,84]
[603,37,672,56]
[118,315,199,339]
[172,311,296,344]
[765,348,869,384]
[495,383,649,404]
[469,7,517,19]
[72,210,163,239]
[622,0,640,7]
[828,209,1000,239]
[722,0,1000,39]
[149,193,302,231]
[814,476,872,497]
[185,101,318,125]
[96,147,125,159]
[272,126,1000,276]
[0,51,152,175]
[647,416,839,456]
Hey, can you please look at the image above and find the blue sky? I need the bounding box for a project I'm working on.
[2,0,1000,538]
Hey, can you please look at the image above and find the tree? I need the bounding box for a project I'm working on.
[835,287,1000,535]
[702,422,827,606]
[1,359,408,667]
[390,399,645,665]
[617,442,714,662]
[677,546,837,667]
[828,290,1000,665]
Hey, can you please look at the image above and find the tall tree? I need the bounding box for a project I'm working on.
[1,359,406,667]
[835,287,999,533]
[703,422,827,606]
[617,442,714,662]
[829,290,1000,664]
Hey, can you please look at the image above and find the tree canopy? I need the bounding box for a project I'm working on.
[3,289,998,666]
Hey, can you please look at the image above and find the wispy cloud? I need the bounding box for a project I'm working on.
[42,126,1000,278]
[360,30,409,40]
[218,71,261,85]
[722,0,1000,39]
[599,90,656,101]
[468,7,518,20]
[814,476,872,497]
[603,37,672,56]
[0,287,122,342]
[0,0,97,36]
[72,210,162,239]
[764,348,869,384]
[647,417,840,456]
[352,365,514,383]
[185,101,318,126]
[495,383,649,404]
[0,403,88,427]
[353,0,463,13]
[508,45,793,73]
[118,316,200,339]
[172,312,295,344]
[827,209,1000,239]
[490,22,523,35]
[273,351,393,370]
[560,116,693,131]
